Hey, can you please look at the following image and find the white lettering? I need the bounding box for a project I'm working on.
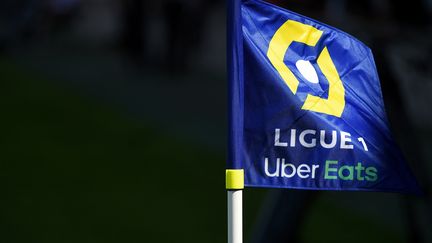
[274,129,288,147]
[290,129,296,147]
[297,164,311,178]
[320,130,337,148]
[264,157,319,179]
[264,157,280,177]
[272,128,355,150]
[340,131,354,149]
[281,159,296,178]
[312,164,319,178]
[358,137,368,151]
[299,129,316,148]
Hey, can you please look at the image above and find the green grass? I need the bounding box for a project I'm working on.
[0,59,266,242]
[300,194,405,243]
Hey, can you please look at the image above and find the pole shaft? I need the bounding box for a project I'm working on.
[228,190,243,243]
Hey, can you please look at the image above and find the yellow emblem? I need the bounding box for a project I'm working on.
[267,20,345,117]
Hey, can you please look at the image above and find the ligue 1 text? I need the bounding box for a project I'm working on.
[274,128,368,151]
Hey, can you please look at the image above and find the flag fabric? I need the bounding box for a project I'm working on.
[228,0,421,194]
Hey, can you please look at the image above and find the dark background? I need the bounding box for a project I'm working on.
[0,0,431,242]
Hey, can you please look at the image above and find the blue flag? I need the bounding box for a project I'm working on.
[227,0,421,194]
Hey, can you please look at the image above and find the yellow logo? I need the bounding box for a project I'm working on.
[267,20,345,117]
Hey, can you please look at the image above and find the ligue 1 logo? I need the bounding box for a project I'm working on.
[267,20,346,117]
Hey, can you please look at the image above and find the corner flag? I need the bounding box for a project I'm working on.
[227,0,421,194]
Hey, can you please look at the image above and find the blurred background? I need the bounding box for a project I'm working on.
[0,0,431,242]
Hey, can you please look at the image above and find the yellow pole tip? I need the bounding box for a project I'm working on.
[226,169,244,190]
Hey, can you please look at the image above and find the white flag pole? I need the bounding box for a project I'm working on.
[228,189,243,243]
[226,170,244,243]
